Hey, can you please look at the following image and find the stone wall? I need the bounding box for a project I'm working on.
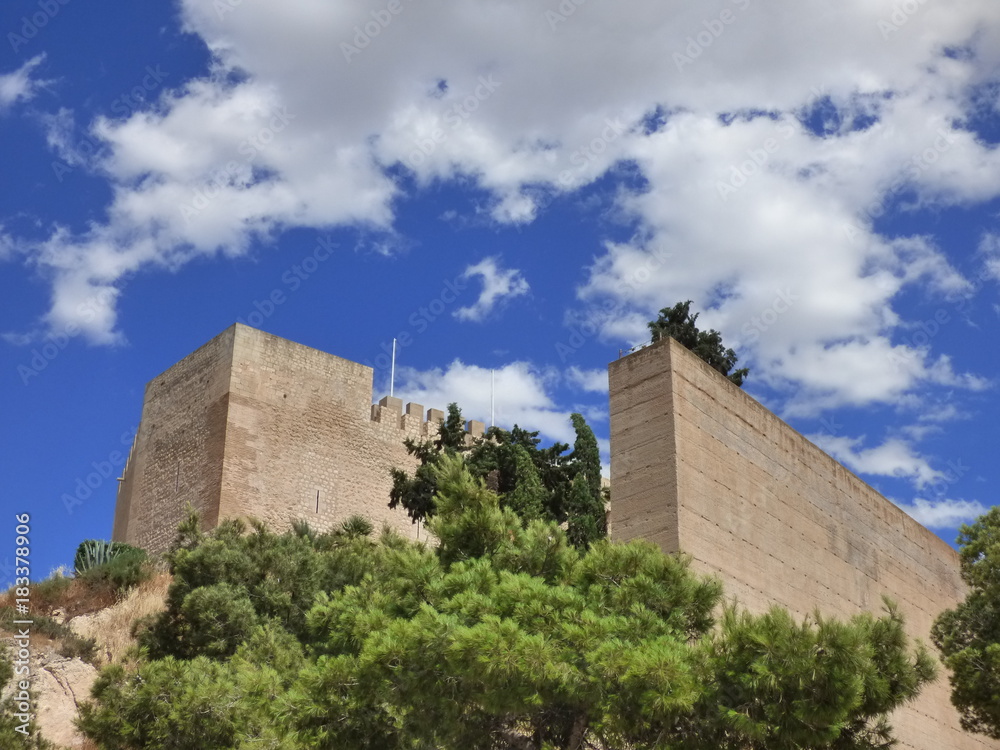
[112,327,234,554]
[608,337,997,750]
[113,324,479,554]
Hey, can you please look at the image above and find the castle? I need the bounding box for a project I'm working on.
[113,323,996,750]
[113,323,479,552]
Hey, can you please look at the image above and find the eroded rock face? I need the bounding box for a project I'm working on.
[1,642,98,750]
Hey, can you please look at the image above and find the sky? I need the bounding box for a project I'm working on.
[1,0,999,588]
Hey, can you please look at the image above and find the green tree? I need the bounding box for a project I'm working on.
[294,455,934,749]
[932,506,1000,738]
[80,457,935,750]
[565,413,606,549]
[137,515,382,659]
[390,403,600,536]
[504,445,548,524]
[389,402,468,524]
[78,625,304,749]
[649,300,749,386]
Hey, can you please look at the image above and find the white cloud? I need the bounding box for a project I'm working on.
[566,366,609,394]
[809,433,945,488]
[895,497,988,529]
[394,359,579,446]
[4,0,998,425]
[0,55,45,111]
[453,257,530,322]
[981,233,1000,283]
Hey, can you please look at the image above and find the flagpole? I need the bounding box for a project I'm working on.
[490,369,495,427]
[390,338,396,397]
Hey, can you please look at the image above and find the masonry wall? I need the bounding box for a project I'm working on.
[112,328,234,553]
[219,324,441,541]
[113,324,460,555]
[609,337,997,750]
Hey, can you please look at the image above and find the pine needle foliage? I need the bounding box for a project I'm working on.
[649,300,750,386]
[79,457,934,750]
[389,404,605,551]
[932,506,1000,738]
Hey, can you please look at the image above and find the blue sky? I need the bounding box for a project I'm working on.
[1,0,999,587]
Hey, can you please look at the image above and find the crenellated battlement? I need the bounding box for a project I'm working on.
[369,395,485,442]
[113,324,489,555]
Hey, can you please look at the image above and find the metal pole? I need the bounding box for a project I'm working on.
[490,369,495,427]
[390,338,396,397]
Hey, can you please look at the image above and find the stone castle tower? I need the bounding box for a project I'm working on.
[113,323,483,553]
[113,324,997,750]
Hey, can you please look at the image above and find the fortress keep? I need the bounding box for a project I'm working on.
[114,324,997,750]
[113,324,480,552]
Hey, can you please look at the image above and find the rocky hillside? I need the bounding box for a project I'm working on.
[1,572,170,749]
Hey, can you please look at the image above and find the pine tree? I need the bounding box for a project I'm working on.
[932,506,1000,738]
[80,456,936,750]
[649,300,749,386]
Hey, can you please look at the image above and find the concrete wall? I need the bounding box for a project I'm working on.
[113,324,475,555]
[609,337,997,750]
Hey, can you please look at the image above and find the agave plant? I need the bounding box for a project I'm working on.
[74,539,141,575]
[340,515,374,538]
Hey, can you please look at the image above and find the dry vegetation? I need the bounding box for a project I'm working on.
[0,566,171,667]
[70,570,171,665]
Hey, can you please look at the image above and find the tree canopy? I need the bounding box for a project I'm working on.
[79,455,935,750]
[390,404,607,550]
[932,506,1000,738]
[649,300,749,386]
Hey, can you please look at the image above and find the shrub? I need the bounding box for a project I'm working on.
[340,515,374,538]
[74,539,147,576]
[30,572,73,616]
[78,548,152,595]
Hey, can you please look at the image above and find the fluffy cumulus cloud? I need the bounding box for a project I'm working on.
[0,55,45,111]
[567,366,609,394]
[895,497,988,529]
[809,433,945,489]
[10,0,1000,413]
[394,359,578,445]
[982,233,1000,283]
[454,257,530,322]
